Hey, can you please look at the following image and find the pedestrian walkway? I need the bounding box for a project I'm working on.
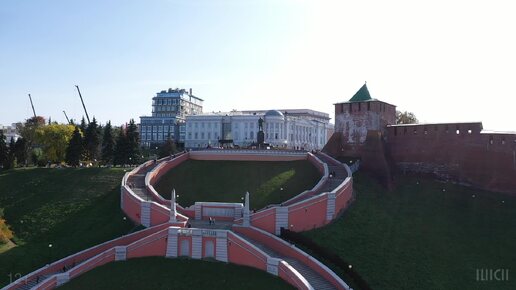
[238,233,338,290]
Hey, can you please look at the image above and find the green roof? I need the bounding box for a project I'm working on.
[349,83,372,102]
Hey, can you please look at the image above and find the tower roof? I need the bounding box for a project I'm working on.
[348,83,372,102]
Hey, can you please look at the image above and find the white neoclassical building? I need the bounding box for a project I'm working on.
[185,109,333,150]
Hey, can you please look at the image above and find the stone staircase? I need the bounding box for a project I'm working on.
[238,234,337,290]
[314,153,348,194]
[15,274,51,290]
[126,162,162,201]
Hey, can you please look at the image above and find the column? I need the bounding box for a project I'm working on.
[243,192,250,227]
[169,188,177,223]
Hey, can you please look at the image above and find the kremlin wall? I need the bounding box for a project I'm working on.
[324,84,516,195]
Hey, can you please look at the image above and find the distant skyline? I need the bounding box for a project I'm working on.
[1,0,515,131]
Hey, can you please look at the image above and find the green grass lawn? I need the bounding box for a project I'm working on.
[60,257,295,290]
[154,160,321,209]
[0,167,135,287]
[304,172,516,290]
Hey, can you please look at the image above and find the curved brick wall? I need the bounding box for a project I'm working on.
[5,150,353,290]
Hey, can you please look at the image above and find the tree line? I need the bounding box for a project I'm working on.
[0,116,172,169]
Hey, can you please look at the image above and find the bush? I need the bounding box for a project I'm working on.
[0,209,13,244]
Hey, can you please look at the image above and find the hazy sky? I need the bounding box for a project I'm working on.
[1,0,515,131]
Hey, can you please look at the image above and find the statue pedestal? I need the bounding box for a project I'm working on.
[257,131,265,146]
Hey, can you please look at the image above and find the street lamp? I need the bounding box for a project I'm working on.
[48,243,53,263]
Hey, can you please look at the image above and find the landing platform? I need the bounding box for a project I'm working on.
[187,220,234,230]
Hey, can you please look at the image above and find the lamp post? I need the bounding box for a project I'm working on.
[48,243,53,264]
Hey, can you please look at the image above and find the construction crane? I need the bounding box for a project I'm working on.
[63,110,71,124]
[28,93,37,118]
[75,85,91,124]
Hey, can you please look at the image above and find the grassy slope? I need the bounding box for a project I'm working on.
[0,168,134,287]
[0,167,303,289]
[155,160,321,209]
[304,173,516,290]
[60,257,295,290]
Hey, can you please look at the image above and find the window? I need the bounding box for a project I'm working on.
[275,133,279,139]
[358,103,361,111]
[250,131,254,139]
[188,132,192,139]
[201,132,204,139]
[367,102,370,111]
[194,132,198,139]
[208,132,211,139]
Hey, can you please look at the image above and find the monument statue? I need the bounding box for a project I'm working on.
[257,117,265,146]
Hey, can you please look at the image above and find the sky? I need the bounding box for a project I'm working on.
[1,0,515,131]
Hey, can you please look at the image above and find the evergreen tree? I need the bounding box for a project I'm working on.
[101,121,115,164]
[126,119,141,165]
[66,126,83,166]
[79,117,87,133]
[0,132,8,169]
[84,117,101,161]
[14,138,27,166]
[113,128,128,166]
[158,138,178,158]
[7,138,16,168]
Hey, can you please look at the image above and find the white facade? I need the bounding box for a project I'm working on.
[0,123,21,142]
[185,110,332,150]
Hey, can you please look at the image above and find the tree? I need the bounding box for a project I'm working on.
[79,117,87,133]
[6,138,16,169]
[158,138,178,158]
[14,138,28,166]
[126,119,141,165]
[101,121,115,165]
[35,124,75,163]
[83,117,101,161]
[66,127,83,166]
[396,110,418,124]
[113,129,128,166]
[0,132,8,169]
[17,116,46,165]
